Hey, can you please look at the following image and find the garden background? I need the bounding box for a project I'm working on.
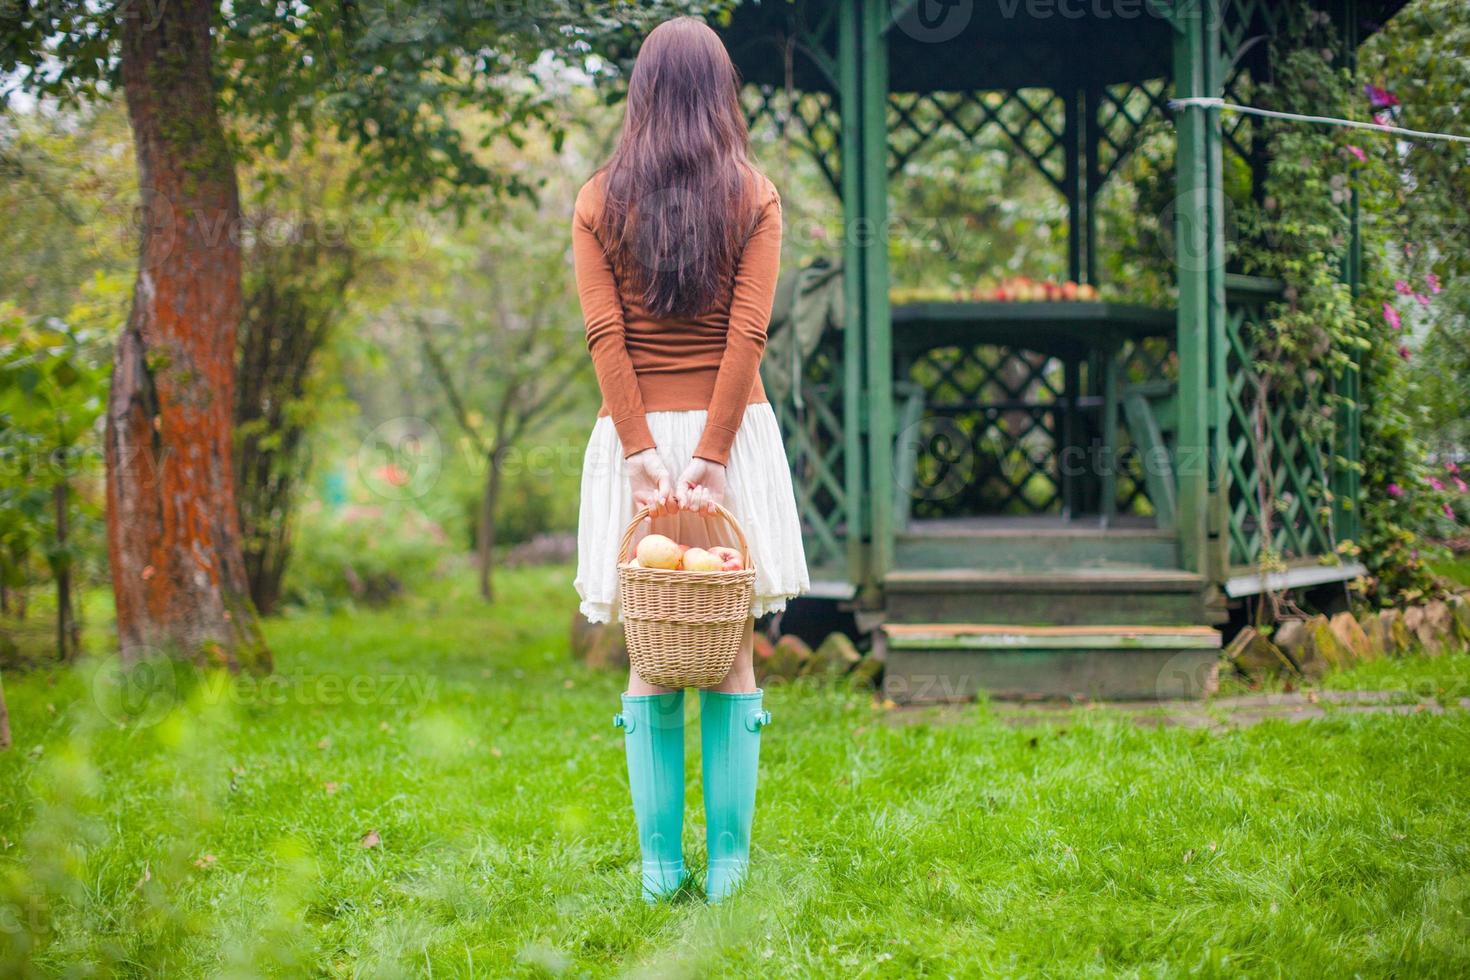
[2,0,1469,974]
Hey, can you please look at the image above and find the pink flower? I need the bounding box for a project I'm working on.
[1426,273,1441,294]
[1387,483,1403,498]
[1449,462,1461,474]
[1398,344,1412,360]
[1347,144,1366,162]
[1428,476,1446,491]
[1383,302,1401,330]
[1455,478,1469,494]
[1415,293,1431,307]
[1394,279,1412,295]
[1375,111,1394,127]
[1445,503,1456,520]
[1365,83,1399,108]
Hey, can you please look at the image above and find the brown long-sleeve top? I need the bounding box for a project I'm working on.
[572,169,782,467]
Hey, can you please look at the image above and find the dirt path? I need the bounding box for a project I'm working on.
[892,690,1470,731]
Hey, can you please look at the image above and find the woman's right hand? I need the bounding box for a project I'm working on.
[627,448,674,517]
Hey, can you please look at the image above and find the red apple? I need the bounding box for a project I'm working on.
[709,546,745,571]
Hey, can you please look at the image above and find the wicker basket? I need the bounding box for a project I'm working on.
[617,504,757,689]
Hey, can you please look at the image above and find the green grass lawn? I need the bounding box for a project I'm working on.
[3,567,1470,976]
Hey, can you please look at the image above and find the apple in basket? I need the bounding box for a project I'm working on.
[635,533,683,570]
[709,546,744,571]
[680,547,722,572]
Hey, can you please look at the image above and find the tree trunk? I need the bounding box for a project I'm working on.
[234,229,352,616]
[53,481,79,662]
[476,450,505,602]
[107,0,269,671]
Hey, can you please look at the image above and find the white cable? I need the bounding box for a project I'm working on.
[1168,96,1470,146]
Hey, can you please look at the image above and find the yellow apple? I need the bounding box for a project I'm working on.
[636,533,682,569]
[681,547,722,572]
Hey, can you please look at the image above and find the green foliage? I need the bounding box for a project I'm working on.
[0,105,137,324]
[1229,7,1456,604]
[3,567,1470,973]
[0,308,108,623]
[280,503,452,611]
[1,1,725,211]
[1362,0,1470,457]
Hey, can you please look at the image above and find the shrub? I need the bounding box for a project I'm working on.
[282,503,452,610]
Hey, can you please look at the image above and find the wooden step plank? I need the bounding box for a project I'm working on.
[895,535,1180,571]
[885,623,1222,650]
[883,646,1221,702]
[899,525,1175,540]
[885,567,1205,593]
[886,590,1214,626]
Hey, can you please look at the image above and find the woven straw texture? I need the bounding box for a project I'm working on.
[617,504,756,689]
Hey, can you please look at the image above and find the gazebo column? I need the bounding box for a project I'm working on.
[859,0,893,583]
[1202,0,1230,583]
[1171,5,1225,576]
[837,0,868,587]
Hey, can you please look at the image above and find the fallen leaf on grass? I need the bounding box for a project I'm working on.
[317,737,331,750]
[490,746,503,758]
[193,854,217,869]
[324,782,339,796]
[360,829,381,849]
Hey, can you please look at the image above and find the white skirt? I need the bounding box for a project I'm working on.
[575,403,810,624]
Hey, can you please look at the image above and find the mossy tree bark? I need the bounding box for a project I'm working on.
[107,0,268,671]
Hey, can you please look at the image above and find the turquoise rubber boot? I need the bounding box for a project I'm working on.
[699,690,771,903]
[614,691,687,901]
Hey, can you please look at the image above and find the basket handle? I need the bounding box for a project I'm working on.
[616,502,751,568]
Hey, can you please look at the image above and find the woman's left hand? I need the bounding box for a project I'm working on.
[674,458,727,515]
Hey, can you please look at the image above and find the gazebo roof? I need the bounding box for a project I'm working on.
[718,0,1411,95]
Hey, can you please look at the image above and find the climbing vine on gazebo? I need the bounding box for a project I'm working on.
[1238,5,1450,606]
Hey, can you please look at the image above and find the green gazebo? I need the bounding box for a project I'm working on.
[717,0,1403,700]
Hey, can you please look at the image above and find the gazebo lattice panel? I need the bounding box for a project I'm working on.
[887,89,1069,191]
[900,345,1159,519]
[905,345,1063,517]
[1224,293,1339,567]
[765,337,850,571]
[743,85,843,194]
[1095,79,1172,186]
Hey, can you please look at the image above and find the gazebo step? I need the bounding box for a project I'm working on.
[884,567,1215,626]
[896,521,1179,570]
[881,624,1223,702]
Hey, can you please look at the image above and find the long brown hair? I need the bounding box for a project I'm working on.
[595,17,759,319]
